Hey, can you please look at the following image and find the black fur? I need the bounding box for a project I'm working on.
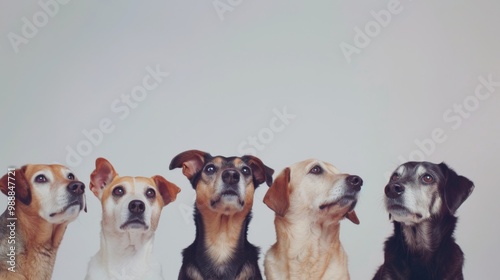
[178,207,262,280]
[373,162,474,280]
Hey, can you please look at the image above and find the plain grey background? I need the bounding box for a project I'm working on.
[1,0,499,279]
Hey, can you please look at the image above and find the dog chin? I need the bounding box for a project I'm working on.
[387,205,426,224]
[210,193,245,211]
[319,195,357,211]
[120,221,149,231]
[45,204,82,224]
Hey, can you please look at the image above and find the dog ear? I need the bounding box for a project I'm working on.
[263,167,290,217]
[242,155,274,187]
[0,166,32,205]
[345,210,360,225]
[169,150,208,180]
[439,162,474,214]
[153,175,181,206]
[90,157,118,199]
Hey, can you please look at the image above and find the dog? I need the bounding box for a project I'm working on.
[0,164,86,280]
[85,157,181,280]
[169,149,274,280]
[263,159,363,280]
[373,161,474,280]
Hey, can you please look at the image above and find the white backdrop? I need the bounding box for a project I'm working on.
[1,1,499,279]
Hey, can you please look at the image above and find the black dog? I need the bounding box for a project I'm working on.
[373,162,474,280]
[170,150,273,280]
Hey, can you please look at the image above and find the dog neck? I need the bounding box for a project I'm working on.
[272,213,347,278]
[397,213,457,255]
[0,205,68,279]
[195,205,250,266]
[97,226,157,275]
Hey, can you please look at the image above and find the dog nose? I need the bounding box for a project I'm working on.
[222,169,240,185]
[346,175,363,191]
[385,184,405,198]
[67,181,85,196]
[128,200,145,214]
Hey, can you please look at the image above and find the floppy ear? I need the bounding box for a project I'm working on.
[439,162,474,214]
[90,157,118,199]
[345,210,360,225]
[169,150,208,182]
[263,167,290,217]
[0,166,31,205]
[153,175,181,206]
[242,155,274,187]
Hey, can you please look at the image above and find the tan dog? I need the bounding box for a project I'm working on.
[0,164,86,280]
[263,159,363,280]
[85,158,180,280]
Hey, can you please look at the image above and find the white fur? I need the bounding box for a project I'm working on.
[85,177,164,280]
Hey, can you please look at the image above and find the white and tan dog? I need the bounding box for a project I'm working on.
[0,164,86,280]
[85,158,180,280]
[263,159,363,280]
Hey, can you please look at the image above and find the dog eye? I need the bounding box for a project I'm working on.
[112,186,125,197]
[241,166,251,176]
[310,165,323,174]
[145,188,156,199]
[422,174,434,184]
[67,173,75,180]
[391,173,400,181]
[204,164,217,175]
[35,174,48,183]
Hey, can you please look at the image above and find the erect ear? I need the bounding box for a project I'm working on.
[169,150,208,182]
[439,162,474,214]
[263,167,290,217]
[242,155,274,187]
[90,157,118,199]
[0,166,31,205]
[345,210,360,225]
[153,175,181,206]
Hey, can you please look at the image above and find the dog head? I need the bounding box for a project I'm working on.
[0,164,86,224]
[384,161,474,225]
[169,150,274,215]
[90,157,181,233]
[264,159,362,224]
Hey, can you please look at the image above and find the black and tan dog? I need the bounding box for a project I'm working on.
[373,162,474,280]
[0,164,86,280]
[170,150,273,280]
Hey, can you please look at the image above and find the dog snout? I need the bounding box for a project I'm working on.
[128,200,145,214]
[222,169,240,185]
[67,181,85,196]
[346,175,363,191]
[385,184,405,198]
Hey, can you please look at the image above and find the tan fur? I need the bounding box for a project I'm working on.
[185,265,204,280]
[235,263,258,280]
[264,159,360,280]
[0,164,84,280]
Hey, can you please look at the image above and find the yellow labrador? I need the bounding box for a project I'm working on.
[263,159,363,280]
